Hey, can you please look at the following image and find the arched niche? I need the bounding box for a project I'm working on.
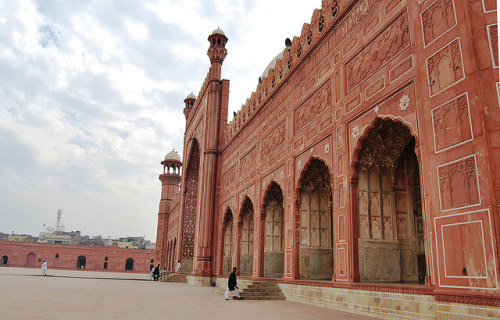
[262,182,284,278]
[298,158,333,280]
[355,119,426,283]
[239,197,254,276]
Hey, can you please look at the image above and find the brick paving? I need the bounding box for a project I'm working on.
[0,267,377,320]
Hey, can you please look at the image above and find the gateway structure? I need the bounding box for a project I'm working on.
[156,0,499,318]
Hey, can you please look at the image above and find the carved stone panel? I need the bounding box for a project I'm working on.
[223,165,236,189]
[438,155,480,211]
[432,93,472,152]
[427,38,464,96]
[487,24,498,68]
[390,55,413,83]
[262,122,285,157]
[421,0,456,46]
[346,11,410,92]
[482,0,496,12]
[294,82,331,133]
[239,147,257,179]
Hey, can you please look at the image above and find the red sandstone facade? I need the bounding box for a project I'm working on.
[0,241,155,273]
[156,0,499,311]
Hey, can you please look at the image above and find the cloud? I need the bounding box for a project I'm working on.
[0,0,320,241]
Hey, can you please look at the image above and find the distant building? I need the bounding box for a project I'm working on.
[9,234,37,242]
[0,241,155,273]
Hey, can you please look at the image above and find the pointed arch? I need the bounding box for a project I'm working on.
[351,116,419,173]
[297,158,333,280]
[354,119,426,283]
[223,207,234,275]
[239,197,254,276]
[296,156,334,193]
[125,258,134,271]
[26,252,36,267]
[262,181,284,278]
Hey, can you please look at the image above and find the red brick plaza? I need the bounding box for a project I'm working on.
[156,0,499,319]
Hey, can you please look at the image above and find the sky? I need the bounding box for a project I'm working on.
[0,0,322,242]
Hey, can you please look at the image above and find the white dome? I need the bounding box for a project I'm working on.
[261,51,284,79]
[186,92,196,100]
[211,27,225,36]
[164,150,181,162]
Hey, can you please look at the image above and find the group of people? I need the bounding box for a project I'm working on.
[150,260,183,281]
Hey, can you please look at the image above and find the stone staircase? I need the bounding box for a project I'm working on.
[160,273,187,283]
[214,281,285,300]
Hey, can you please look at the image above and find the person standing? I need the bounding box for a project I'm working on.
[149,265,155,280]
[41,260,47,276]
[153,264,160,281]
[225,267,242,300]
[176,260,182,273]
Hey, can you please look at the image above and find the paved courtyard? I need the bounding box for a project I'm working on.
[0,267,378,320]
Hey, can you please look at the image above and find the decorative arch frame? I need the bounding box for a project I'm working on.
[260,180,286,278]
[261,180,284,213]
[349,116,428,284]
[221,206,235,275]
[350,115,420,180]
[294,156,334,280]
[295,155,335,194]
[237,196,255,276]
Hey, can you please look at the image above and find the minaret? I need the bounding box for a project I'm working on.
[155,150,182,269]
[183,92,196,119]
[192,27,229,276]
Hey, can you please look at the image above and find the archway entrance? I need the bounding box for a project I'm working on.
[125,258,134,271]
[239,198,254,276]
[1,255,7,265]
[181,141,200,273]
[356,119,426,283]
[77,256,86,269]
[298,158,333,280]
[26,252,36,267]
[263,182,284,278]
[223,209,233,275]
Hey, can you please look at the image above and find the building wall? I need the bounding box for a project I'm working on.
[158,0,500,312]
[0,241,155,273]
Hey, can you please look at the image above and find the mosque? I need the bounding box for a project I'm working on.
[155,0,499,318]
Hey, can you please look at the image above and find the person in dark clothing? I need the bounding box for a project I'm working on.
[225,267,242,300]
[153,264,160,281]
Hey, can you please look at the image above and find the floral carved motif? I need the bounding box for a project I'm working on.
[294,82,331,133]
[432,93,472,152]
[438,156,479,210]
[346,12,410,92]
[262,123,285,157]
[352,125,360,139]
[427,38,464,96]
[399,94,410,111]
[421,0,456,46]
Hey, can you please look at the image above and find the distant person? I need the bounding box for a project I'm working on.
[41,260,47,276]
[149,266,155,280]
[176,260,182,273]
[154,264,160,281]
[225,267,242,300]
